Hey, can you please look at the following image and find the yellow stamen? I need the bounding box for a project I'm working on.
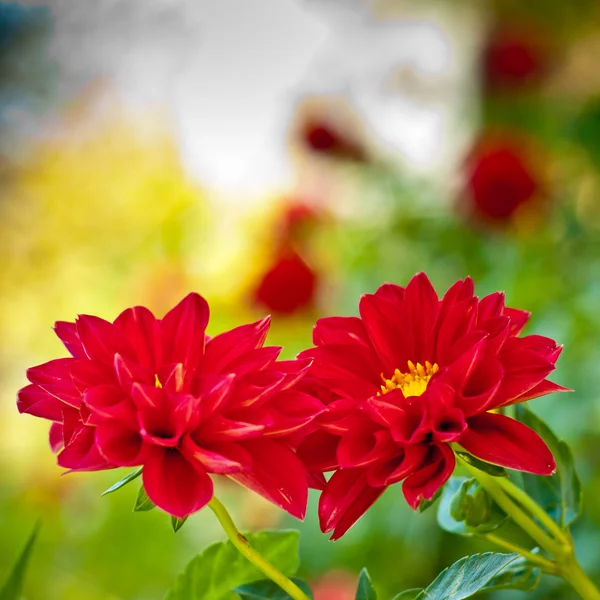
[379,360,439,398]
[154,374,162,388]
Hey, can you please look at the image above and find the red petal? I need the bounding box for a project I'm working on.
[224,346,282,376]
[114,353,154,388]
[230,439,308,519]
[76,315,135,364]
[49,423,64,452]
[402,443,455,509]
[26,358,82,408]
[510,379,571,403]
[53,321,86,358]
[95,423,148,466]
[503,306,531,335]
[57,426,113,471]
[403,273,440,361]
[161,293,210,369]
[182,437,252,474]
[142,447,213,518]
[460,412,555,475]
[296,430,340,471]
[263,390,325,437]
[367,443,430,486]
[200,414,265,441]
[17,385,64,421]
[84,385,136,424]
[318,468,384,539]
[313,316,371,347]
[202,317,271,374]
[359,293,408,374]
[113,306,162,370]
[336,425,397,468]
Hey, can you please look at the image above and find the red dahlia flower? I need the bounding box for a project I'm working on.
[297,273,567,539]
[301,118,367,163]
[483,25,549,92]
[17,294,323,519]
[464,134,543,223]
[254,250,318,316]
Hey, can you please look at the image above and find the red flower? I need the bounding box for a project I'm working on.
[301,118,367,162]
[297,273,567,539]
[254,250,318,316]
[483,25,549,91]
[464,135,543,223]
[17,294,323,519]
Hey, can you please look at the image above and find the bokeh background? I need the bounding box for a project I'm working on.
[3,0,600,598]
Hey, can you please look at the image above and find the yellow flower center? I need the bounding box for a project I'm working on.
[379,360,439,397]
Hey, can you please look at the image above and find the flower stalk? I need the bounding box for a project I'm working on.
[208,497,312,600]
[459,457,600,600]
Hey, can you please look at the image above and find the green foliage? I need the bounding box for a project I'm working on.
[438,477,505,535]
[356,568,377,600]
[234,578,313,599]
[0,523,39,600]
[471,555,541,595]
[101,467,143,496]
[133,485,156,512]
[408,553,519,600]
[516,405,582,527]
[164,530,300,600]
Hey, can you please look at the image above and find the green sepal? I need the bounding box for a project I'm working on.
[133,485,156,512]
[101,467,143,496]
[171,516,187,533]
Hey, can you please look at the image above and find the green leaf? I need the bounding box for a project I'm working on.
[234,578,313,599]
[133,485,156,512]
[165,530,300,600]
[171,516,187,533]
[355,569,377,600]
[101,467,143,496]
[471,555,541,595]
[455,452,507,478]
[414,552,519,599]
[515,405,582,527]
[0,523,40,600]
[391,590,423,600]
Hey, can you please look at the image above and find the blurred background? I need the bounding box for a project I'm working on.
[2,0,600,598]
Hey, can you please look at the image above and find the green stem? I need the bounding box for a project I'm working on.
[459,460,564,557]
[207,497,311,600]
[481,533,558,574]
[458,457,600,600]
[495,476,571,547]
[561,558,600,600]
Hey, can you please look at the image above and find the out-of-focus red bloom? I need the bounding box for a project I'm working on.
[254,250,318,316]
[312,571,356,600]
[483,25,549,91]
[17,294,323,519]
[464,135,543,223]
[301,118,367,162]
[298,273,566,539]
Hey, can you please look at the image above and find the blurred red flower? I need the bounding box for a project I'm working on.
[18,294,323,519]
[254,250,318,316]
[297,273,566,539]
[483,25,549,91]
[301,118,367,162]
[464,135,543,223]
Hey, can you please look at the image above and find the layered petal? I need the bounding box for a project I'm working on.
[460,412,555,474]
